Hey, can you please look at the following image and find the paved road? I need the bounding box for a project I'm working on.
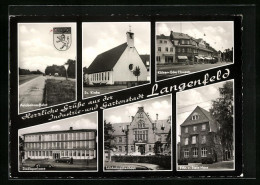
[19,75,47,113]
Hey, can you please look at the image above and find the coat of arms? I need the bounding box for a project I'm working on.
[53,27,72,51]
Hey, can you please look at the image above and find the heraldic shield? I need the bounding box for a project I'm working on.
[53,27,72,51]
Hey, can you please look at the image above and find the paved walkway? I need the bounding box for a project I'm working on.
[19,76,46,113]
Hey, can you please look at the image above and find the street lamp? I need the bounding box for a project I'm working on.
[64,64,69,80]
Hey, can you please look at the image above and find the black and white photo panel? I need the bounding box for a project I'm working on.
[103,95,172,171]
[82,22,151,99]
[18,112,98,172]
[18,23,77,114]
[156,21,234,81]
[176,80,234,171]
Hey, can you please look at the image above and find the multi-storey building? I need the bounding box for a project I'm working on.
[22,127,97,160]
[108,107,171,158]
[156,31,218,64]
[179,106,223,163]
[156,34,176,64]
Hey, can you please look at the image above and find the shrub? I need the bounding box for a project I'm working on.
[178,159,188,165]
[201,157,214,164]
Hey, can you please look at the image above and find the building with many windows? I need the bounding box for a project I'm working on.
[179,106,223,163]
[156,34,176,64]
[22,127,97,160]
[156,31,219,64]
[108,107,171,158]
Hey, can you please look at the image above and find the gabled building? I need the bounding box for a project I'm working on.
[85,30,149,85]
[179,106,223,163]
[108,107,171,158]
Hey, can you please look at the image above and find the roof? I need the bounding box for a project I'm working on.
[170,31,191,40]
[180,106,218,132]
[156,34,170,39]
[22,129,97,136]
[87,43,128,74]
[140,55,150,66]
[111,119,171,136]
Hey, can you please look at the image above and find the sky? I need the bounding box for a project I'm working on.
[156,21,234,52]
[18,23,76,72]
[104,95,171,124]
[82,22,151,68]
[176,80,233,142]
[18,112,97,136]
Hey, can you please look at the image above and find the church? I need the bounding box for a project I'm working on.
[85,29,150,85]
[106,106,171,160]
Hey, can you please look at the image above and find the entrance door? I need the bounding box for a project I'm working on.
[165,56,173,63]
[53,153,60,159]
[138,145,145,155]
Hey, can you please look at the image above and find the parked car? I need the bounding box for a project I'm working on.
[34,159,54,168]
[55,157,72,163]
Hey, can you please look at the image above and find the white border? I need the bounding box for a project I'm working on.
[18,111,99,173]
[81,22,152,100]
[155,21,235,82]
[102,94,173,172]
[18,23,78,115]
[175,79,235,171]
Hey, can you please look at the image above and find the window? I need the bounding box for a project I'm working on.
[184,149,189,158]
[192,136,197,144]
[158,47,161,52]
[119,146,122,152]
[181,40,185,44]
[165,47,168,52]
[193,126,197,131]
[119,137,122,143]
[182,48,185,53]
[170,47,173,52]
[156,56,161,62]
[192,148,198,157]
[201,135,206,144]
[202,124,206,131]
[149,145,152,152]
[177,48,181,52]
[184,127,188,133]
[201,147,207,157]
[160,40,162,43]
[192,114,199,120]
[138,112,143,118]
[164,40,167,44]
[185,138,189,145]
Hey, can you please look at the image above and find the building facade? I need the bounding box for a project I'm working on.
[156,31,218,64]
[179,106,223,163]
[85,30,149,85]
[108,107,171,159]
[156,34,176,64]
[23,127,97,160]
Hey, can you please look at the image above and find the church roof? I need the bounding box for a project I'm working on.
[180,106,218,132]
[87,43,128,74]
[140,54,150,66]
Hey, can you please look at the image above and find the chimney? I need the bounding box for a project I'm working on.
[69,127,73,131]
[126,31,134,48]
[156,114,158,121]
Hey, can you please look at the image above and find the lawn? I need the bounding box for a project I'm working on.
[83,85,127,98]
[44,79,76,106]
[19,74,42,85]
